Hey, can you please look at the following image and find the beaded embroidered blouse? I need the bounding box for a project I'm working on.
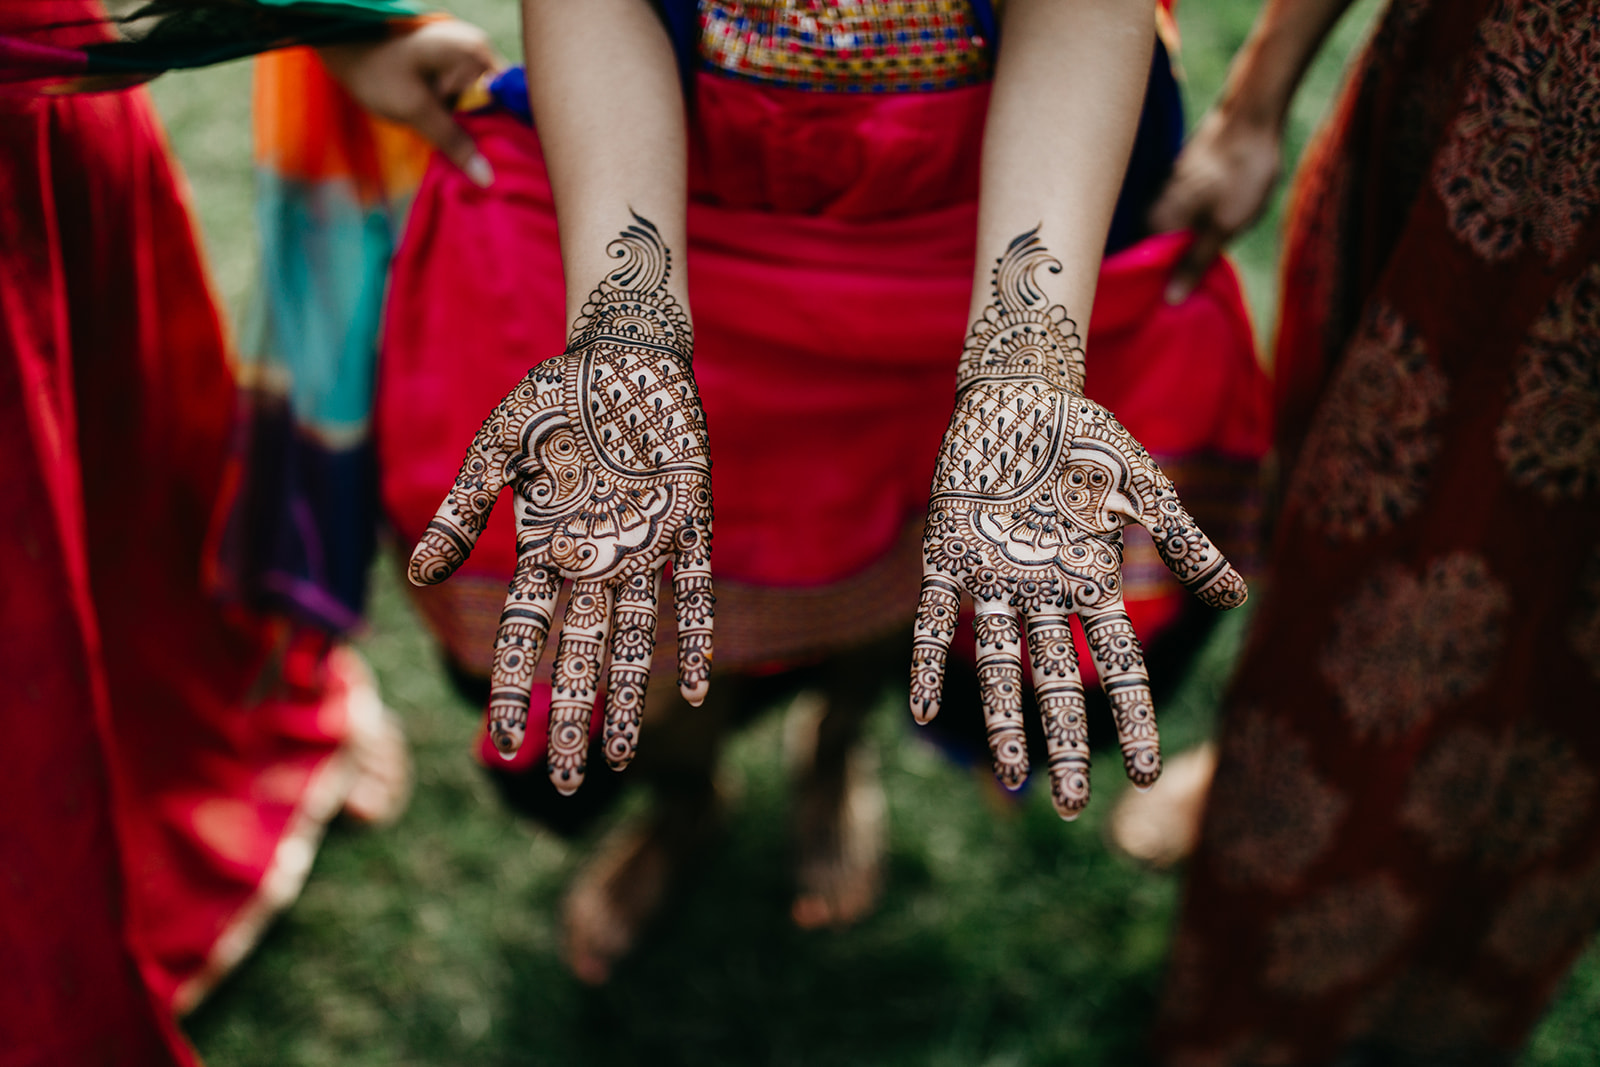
[699,0,992,93]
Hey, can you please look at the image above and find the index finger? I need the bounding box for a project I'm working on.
[1080,603,1161,790]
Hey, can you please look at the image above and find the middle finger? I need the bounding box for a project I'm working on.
[547,578,613,795]
[1025,612,1092,820]
[603,570,660,771]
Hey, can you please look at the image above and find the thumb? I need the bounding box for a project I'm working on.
[1164,223,1227,306]
[408,98,493,188]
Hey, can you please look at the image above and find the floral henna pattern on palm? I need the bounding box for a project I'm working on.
[409,214,714,794]
[911,227,1247,819]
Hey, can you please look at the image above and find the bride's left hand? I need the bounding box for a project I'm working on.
[912,230,1249,821]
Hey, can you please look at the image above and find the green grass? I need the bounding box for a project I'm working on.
[147,2,1600,1063]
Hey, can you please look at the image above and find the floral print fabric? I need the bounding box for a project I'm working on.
[1158,1,1600,1063]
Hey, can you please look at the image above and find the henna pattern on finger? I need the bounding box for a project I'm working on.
[410,215,713,781]
[604,571,659,770]
[1082,610,1161,787]
[488,558,560,756]
[548,580,611,794]
[409,394,518,586]
[914,228,1247,814]
[1026,616,1091,818]
[910,575,961,723]
[974,611,1029,789]
[672,512,715,701]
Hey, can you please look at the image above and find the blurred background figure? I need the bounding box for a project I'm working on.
[0,4,490,1062]
[1109,0,1600,1063]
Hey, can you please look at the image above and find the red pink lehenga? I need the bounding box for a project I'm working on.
[1157,1,1600,1063]
[377,1,1272,786]
[0,5,381,1061]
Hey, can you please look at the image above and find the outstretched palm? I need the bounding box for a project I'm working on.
[913,229,1247,820]
[409,216,713,794]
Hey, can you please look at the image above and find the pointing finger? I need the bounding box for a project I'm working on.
[486,557,560,758]
[1080,603,1161,790]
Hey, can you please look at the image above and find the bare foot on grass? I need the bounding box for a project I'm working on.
[787,694,886,930]
[340,651,413,827]
[562,791,721,985]
[1106,741,1216,867]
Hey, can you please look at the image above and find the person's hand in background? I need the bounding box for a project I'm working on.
[1149,0,1360,304]
[1147,106,1282,304]
[318,17,500,186]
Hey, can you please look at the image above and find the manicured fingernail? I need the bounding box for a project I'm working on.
[1060,810,1081,822]
[1134,781,1155,793]
[465,152,494,188]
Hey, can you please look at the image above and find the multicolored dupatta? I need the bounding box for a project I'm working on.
[0,0,421,92]
[212,45,432,631]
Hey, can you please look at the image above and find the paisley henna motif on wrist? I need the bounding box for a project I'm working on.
[912,228,1247,818]
[409,214,714,791]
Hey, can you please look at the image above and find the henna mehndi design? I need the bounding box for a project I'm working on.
[912,227,1248,819]
[409,214,714,794]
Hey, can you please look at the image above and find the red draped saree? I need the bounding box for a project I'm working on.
[1,5,371,1059]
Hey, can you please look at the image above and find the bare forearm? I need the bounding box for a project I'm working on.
[967,0,1153,342]
[1218,0,1360,130]
[521,0,689,322]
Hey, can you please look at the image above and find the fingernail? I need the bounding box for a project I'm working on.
[465,152,494,188]
[497,746,518,763]
[1060,810,1081,823]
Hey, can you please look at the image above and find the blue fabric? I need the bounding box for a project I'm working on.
[968,0,999,47]
[657,0,702,97]
[488,65,532,124]
[1106,36,1184,255]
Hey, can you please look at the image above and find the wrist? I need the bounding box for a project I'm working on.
[1214,24,1305,133]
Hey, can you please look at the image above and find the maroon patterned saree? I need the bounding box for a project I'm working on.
[1158,1,1600,1063]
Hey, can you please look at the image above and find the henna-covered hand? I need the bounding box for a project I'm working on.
[409,215,713,794]
[913,228,1247,820]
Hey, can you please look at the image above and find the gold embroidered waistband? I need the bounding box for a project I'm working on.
[699,0,992,93]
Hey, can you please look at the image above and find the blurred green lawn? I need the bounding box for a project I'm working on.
[149,2,1600,1063]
